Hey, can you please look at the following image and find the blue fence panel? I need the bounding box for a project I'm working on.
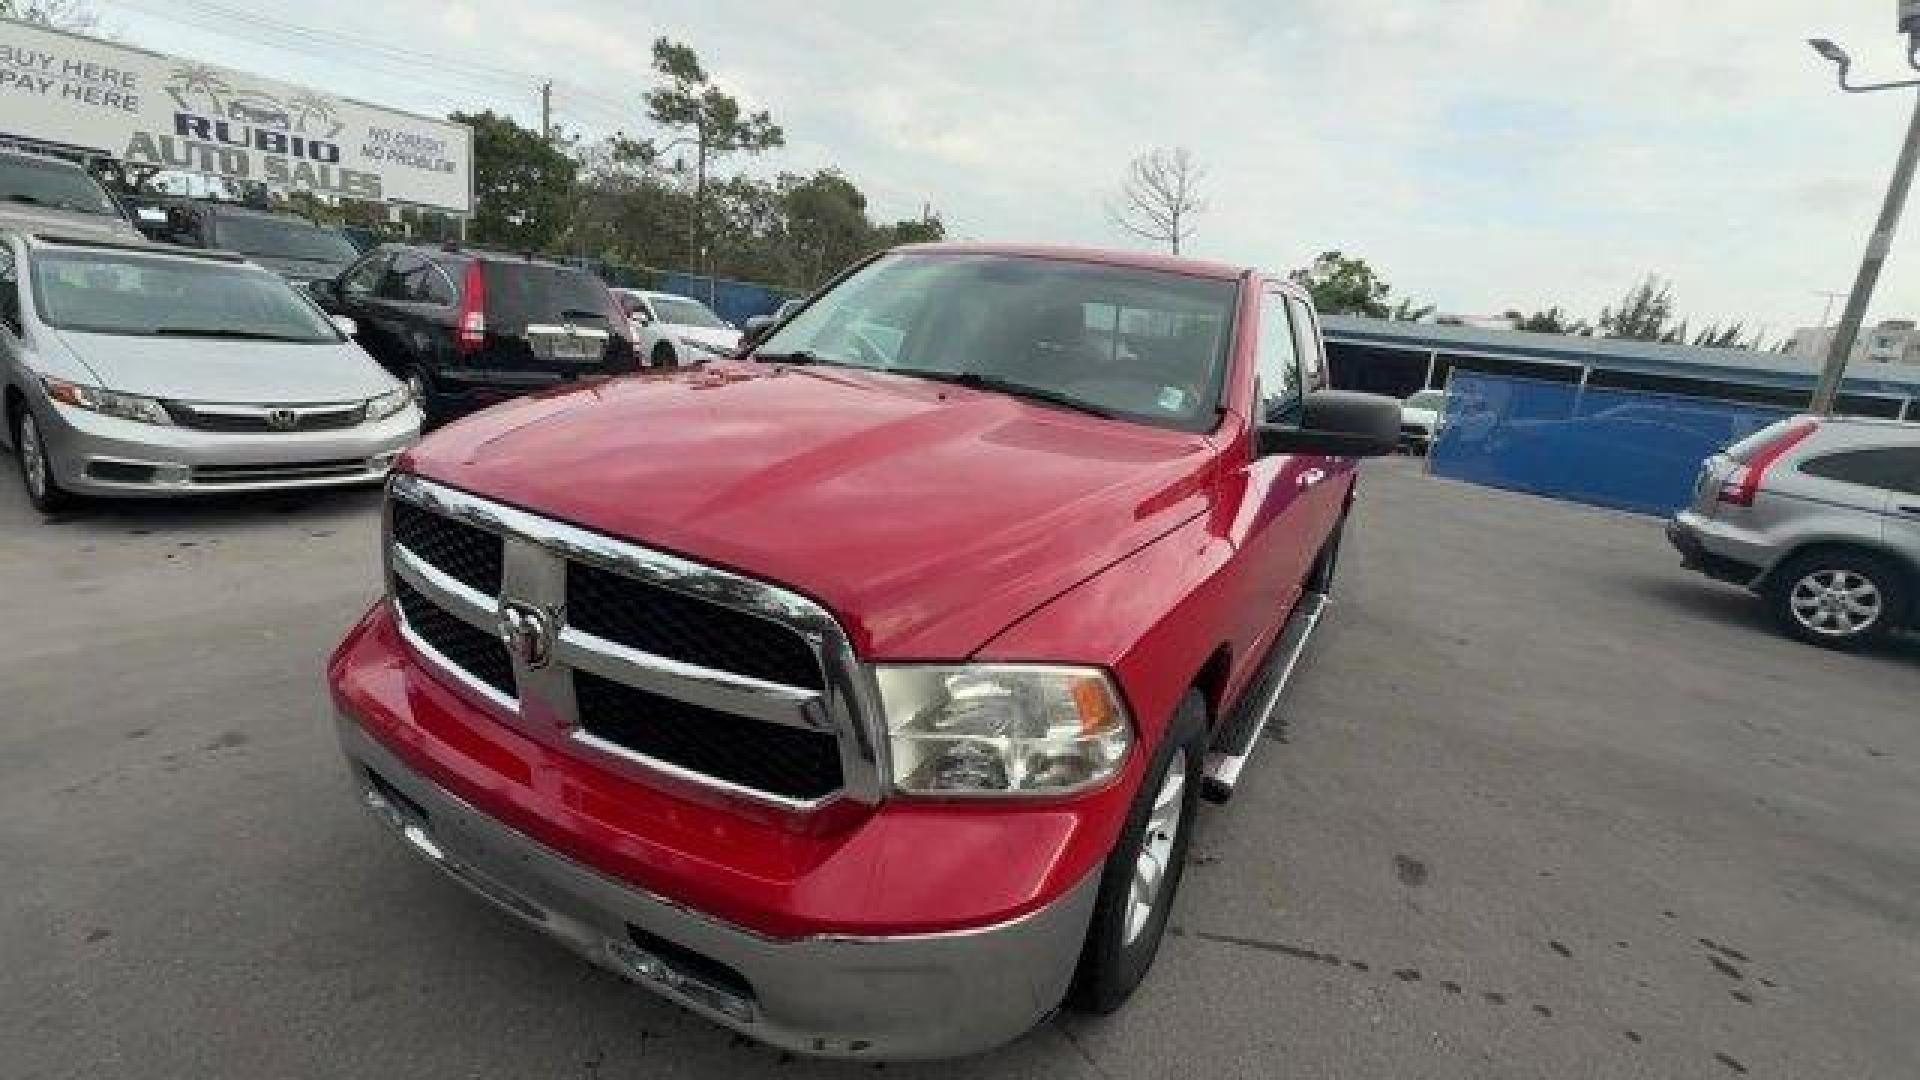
[1429,372,1792,516]
[654,273,796,327]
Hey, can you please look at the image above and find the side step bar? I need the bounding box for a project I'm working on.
[1201,590,1329,803]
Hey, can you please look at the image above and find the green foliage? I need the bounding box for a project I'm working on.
[1598,275,1677,342]
[637,37,785,266]
[1291,251,1399,319]
[453,110,578,251]
[1503,306,1591,335]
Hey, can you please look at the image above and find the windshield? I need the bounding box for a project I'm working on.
[211,216,358,264]
[0,156,117,216]
[1407,391,1447,410]
[31,249,340,341]
[754,252,1237,432]
[649,294,726,328]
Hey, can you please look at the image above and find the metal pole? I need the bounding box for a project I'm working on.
[540,82,553,141]
[1814,89,1920,414]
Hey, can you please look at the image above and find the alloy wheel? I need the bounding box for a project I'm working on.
[1124,753,1187,945]
[1789,569,1883,638]
[19,413,47,501]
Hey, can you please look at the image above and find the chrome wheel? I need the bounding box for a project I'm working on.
[1789,569,1883,638]
[19,412,48,501]
[1124,752,1186,946]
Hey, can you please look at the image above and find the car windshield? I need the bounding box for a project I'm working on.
[211,216,358,264]
[0,155,117,216]
[1407,391,1446,409]
[650,294,726,328]
[31,248,340,341]
[753,252,1237,432]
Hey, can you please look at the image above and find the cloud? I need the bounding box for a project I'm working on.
[106,0,1920,332]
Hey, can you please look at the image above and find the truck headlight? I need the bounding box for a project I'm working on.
[876,665,1132,795]
[42,377,171,425]
[365,385,412,422]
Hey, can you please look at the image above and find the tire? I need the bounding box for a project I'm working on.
[1769,548,1908,650]
[1067,692,1207,1014]
[651,342,677,368]
[13,408,76,514]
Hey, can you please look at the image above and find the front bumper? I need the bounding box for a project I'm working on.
[37,400,419,496]
[337,713,1099,1060]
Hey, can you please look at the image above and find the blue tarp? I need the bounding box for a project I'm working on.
[1429,371,1793,516]
[653,273,796,328]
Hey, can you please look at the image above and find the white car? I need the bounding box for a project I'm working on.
[1400,389,1446,453]
[612,289,742,367]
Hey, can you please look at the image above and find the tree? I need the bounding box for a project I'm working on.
[1503,306,1590,335]
[1389,297,1435,322]
[641,38,784,269]
[1109,147,1206,254]
[1598,275,1677,342]
[1692,321,1763,351]
[451,110,577,250]
[1291,251,1393,318]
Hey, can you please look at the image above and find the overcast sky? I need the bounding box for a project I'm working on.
[94,0,1920,337]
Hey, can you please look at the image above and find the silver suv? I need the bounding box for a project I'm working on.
[1669,415,1919,648]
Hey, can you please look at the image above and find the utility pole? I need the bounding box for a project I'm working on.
[1806,6,1920,414]
[540,81,553,142]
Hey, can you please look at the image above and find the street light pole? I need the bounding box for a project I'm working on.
[1806,10,1920,414]
[1813,92,1920,413]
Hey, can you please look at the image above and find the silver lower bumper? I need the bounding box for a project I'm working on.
[336,715,1099,1060]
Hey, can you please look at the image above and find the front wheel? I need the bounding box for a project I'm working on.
[1067,692,1206,1014]
[651,342,677,368]
[1770,548,1907,649]
[15,409,76,514]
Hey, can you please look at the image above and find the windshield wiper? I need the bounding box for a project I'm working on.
[753,349,847,367]
[887,367,1120,419]
[558,307,610,321]
[151,327,314,341]
[5,193,107,214]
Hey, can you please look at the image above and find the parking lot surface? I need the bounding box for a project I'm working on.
[3,457,1916,1079]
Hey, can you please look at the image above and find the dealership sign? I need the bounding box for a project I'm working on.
[0,17,471,214]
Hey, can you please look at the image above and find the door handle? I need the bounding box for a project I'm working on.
[1297,467,1328,488]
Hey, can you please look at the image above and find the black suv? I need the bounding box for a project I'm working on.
[137,199,360,290]
[316,244,637,423]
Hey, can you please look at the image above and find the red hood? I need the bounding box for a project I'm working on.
[402,362,1217,658]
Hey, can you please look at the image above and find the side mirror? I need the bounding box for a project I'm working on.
[741,314,775,346]
[330,314,358,337]
[310,278,341,302]
[1256,390,1401,458]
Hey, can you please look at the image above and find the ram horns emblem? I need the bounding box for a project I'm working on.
[495,600,557,669]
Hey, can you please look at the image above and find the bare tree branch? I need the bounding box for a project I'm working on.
[1107,147,1207,255]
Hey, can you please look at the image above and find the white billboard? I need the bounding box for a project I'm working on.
[0,17,472,214]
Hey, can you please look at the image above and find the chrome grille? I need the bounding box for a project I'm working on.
[383,474,881,809]
[165,400,366,432]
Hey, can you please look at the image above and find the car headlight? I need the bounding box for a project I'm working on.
[876,665,1133,796]
[41,377,171,425]
[676,335,728,356]
[365,384,412,422]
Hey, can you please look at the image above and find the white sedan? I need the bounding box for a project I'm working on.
[1399,389,1447,453]
[612,289,742,367]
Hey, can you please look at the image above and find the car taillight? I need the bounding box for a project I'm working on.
[455,262,486,354]
[1717,420,1817,507]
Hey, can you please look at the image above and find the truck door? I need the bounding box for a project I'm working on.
[1226,286,1325,659]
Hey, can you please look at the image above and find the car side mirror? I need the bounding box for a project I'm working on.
[330,314,358,337]
[1256,390,1401,458]
[310,278,340,302]
[741,314,775,346]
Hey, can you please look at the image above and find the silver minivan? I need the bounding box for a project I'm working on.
[1669,415,1920,648]
[0,231,419,513]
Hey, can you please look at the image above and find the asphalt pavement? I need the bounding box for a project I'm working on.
[2,456,1916,1079]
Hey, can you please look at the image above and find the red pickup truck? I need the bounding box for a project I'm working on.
[327,243,1398,1059]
